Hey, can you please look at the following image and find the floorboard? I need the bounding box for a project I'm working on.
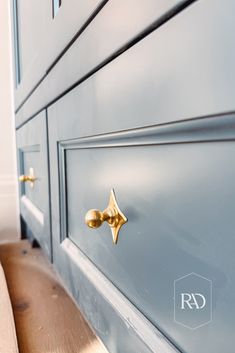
[0,240,107,353]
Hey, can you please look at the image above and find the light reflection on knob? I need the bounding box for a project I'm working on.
[85,189,127,244]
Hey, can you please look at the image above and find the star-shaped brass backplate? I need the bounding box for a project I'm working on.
[85,189,128,244]
[106,189,128,244]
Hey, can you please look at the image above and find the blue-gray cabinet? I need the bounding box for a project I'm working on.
[16,111,51,258]
[48,89,235,353]
[13,0,235,352]
[13,0,104,107]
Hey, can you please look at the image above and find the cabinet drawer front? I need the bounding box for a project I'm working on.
[17,0,235,130]
[14,0,103,107]
[15,0,194,126]
[16,0,235,129]
[13,0,49,86]
[49,106,235,353]
[20,146,42,210]
[17,112,51,258]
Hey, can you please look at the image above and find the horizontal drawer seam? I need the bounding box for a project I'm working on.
[15,0,197,118]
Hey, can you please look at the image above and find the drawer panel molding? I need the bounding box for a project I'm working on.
[17,111,51,258]
[58,113,235,150]
[21,195,44,226]
[53,112,235,353]
[61,237,180,353]
[58,112,235,246]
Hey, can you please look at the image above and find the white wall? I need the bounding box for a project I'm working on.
[0,0,20,241]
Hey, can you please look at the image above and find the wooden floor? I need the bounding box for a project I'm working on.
[0,240,107,353]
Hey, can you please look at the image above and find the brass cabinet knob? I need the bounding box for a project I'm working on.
[19,175,35,182]
[85,189,127,244]
[19,168,36,188]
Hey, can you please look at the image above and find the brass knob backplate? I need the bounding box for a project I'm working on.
[19,167,36,188]
[85,189,127,244]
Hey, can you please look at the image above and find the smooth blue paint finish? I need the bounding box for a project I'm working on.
[60,237,180,353]
[16,0,235,129]
[13,0,235,351]
[15,0,49,86]
[14,0,103,109]
[15,0,194,127]
[20,146,41,210]
[65,142,235,353]
[48,104,235,353]
[16,111,51,258]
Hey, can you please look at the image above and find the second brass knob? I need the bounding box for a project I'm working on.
[19,168,36,188]
[19,175,35,183]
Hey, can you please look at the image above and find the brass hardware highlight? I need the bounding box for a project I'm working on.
[85,189,127,244]
[19,167,36,188]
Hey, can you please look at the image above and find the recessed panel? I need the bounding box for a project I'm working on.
[59,140,235,353]
[16,111,51,258]
[20,147,43,211]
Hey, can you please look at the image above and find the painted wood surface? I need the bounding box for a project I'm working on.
[14,0,188,111]
[15,0,195,126]
[16,111,51,258]
[16,0,235,129]
[14,0,235,352]
[48,106,235,353]
[14,0,103,107]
